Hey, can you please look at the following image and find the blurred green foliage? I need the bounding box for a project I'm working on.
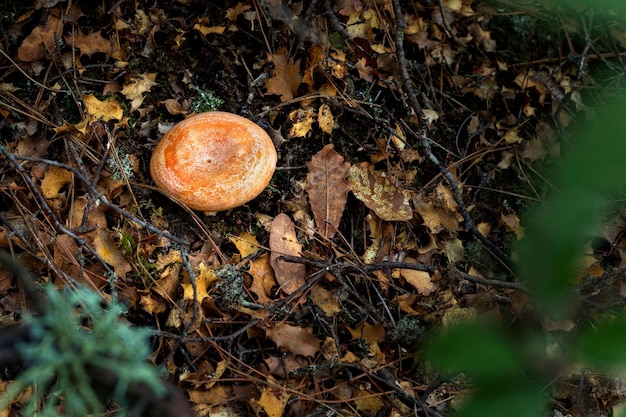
[424,92,626,415]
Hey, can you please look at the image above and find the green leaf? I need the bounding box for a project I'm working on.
[425,321,519,380]
[577,317,626,370]
[454,379,545,417]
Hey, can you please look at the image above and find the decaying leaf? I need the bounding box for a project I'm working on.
[65,30,111,57]
[306,144,352,239]
[41,166,73,199]
[229,231,261,258]
[413,183,463,233]
[121,71,158,112]
[264,47,302,102]
[318,104,334,134]
[17,13,63,62]
[269,213,306,294]
[288,108,316,138]
[255,384,290,417]
[83,94,124,122]
[349,162,413,221]
[248,253,276,304]
[264,322,321,357]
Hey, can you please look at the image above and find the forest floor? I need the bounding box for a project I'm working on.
[1,0,626,416]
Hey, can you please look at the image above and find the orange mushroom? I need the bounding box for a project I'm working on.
[150,111,277,212]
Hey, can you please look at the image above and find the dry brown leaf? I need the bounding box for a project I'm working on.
[229,231,260,258]
[317,104,334,134]
[264,48,301,102]
[41,166,73,199]
[255,385,290,417]
[288,108,316,138]
[306,144,351,239]
[65,30,111,57]
[121,71,157,112]
[17,13,63,62]
[83,94,124,122]
[413,183,463,233]
[400,268,435,296]
[349,162,413,221]
[93,228,132,278]
[269,213,306,294]
[309,283,341,316]
[248,253,276,304]
[264,322,321,357]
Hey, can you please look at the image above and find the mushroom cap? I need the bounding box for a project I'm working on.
[150,112,277,211]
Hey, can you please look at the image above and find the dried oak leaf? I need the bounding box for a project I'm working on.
[229,231,261,258]
[17,13,63,62]
[269,214,306,294]
[255,385,290,417]
[306,144,351,239]
[264,48,301,102]
[265,322,321,357]
[83,94,124,122]
[349,162,413,221]
[248,253,276,304]
[121,71,157,112]
[41,166,73,199]
[65,30,111,57]
[413,183,463,233]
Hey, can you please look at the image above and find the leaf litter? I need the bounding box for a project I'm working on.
[0,0,625,416]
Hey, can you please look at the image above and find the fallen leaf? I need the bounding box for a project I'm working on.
[264,322,321,357]
[400,268,435,296]
[255,385,290,417]
[309,283,341,316]
[269,214,306,294]
[83,94,124,122]
[264,48,301,102]
[317,104,334,134]
[248,253,276,304]
[93,228,132,278]
[65,30,111,57]
[229,231,260,258]
[349,162,413,221]
[121,72,157,112]
[288,108,316,138]
[182,262,219,302]
[17,13,63,62]
[306,144,352,239]
[41,166,73,199]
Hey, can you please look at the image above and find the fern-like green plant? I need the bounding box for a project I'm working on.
[0,284,165,416]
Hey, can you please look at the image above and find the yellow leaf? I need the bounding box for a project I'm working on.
[83,94,124,122]
[181,262,218,302]
[121,71,157,112]
[229,231,260,258]
[255,384,290,417]
[41,166,73,199]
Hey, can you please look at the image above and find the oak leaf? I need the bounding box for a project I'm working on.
[349,162,413,221]
[306,144,351,239]
[248,253,276,304]
[121,71,157,112]
[264,48,301,102]
[265,322,321,357]
[269,214,306,294]
[17,14,63,62]
[83,94,124,122]
[65,30,111,57]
